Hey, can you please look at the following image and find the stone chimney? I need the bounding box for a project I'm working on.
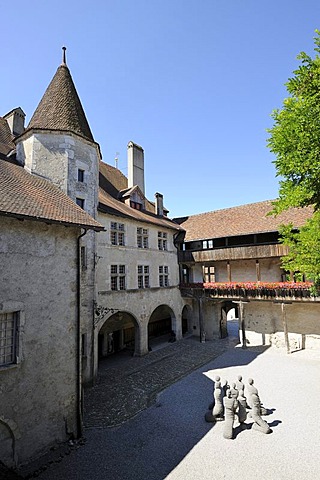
[4,108,25,136]
[155,192,164,217]
[127,141,145,194]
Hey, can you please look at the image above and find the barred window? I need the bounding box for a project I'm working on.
[138,265,150,289]
[159,265,169,287]
[137,228,149,249]
[110,222,125,246]
[0,312,18,366]
[111,265,126,290]
[158,231,168,250]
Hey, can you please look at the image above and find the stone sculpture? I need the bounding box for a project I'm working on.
[235,375,244,394]
[251,393,272,434]
[205,379,224,423]
[246,378,267,415]
[237,388,247,424]
[223,389,238,439]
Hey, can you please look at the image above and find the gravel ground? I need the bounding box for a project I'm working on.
[34,343,320,480]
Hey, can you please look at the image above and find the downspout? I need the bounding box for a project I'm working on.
[76,228,88,438]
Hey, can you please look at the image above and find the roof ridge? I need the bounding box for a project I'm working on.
[179,199,276,219]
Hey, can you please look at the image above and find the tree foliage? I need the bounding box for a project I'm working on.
[267,31,320,287]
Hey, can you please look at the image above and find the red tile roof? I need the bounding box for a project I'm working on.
[98,188,182,231]
[0,160,104,230]
[174,200,313,241]
[98,161,177,228]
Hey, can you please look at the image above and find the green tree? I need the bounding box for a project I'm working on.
[267,31,320,288]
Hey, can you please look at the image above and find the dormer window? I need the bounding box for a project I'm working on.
[130,201,142,210]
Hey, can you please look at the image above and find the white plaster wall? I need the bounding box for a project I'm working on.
[16,132,100,385]
[96,213,180,290]
[244,300,320,351]
[213,258,282,282]
[94,212,189,372]
[17,132,100,219]
[0,217,78,467]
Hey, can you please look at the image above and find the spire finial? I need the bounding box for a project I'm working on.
[62,46,67,65]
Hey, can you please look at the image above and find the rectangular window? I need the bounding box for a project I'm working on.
[76,198,85,209]
[110,222,125,246]
[203,265,215,283]
[78,169,85,182]
[111,265,126,290]
[159,265,169,287]
[138,265,150,288]
[137,227,149,249]
[158,231,168,250]
[0,312,18,366]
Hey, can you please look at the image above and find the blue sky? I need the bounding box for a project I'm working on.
[2,1,320,217]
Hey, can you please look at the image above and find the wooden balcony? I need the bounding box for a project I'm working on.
[180,282,315,302]
[178,244,289,263]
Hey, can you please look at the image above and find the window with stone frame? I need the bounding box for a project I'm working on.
[111,264,126,290]
[77,168,85,182]
[110,221,125,246]
[159,265,169,287]
[0,312,19,367]
[76,197,85,209]
[137,227,149,248]
[158,231,168,250]
[203,265,215,283]
[138,265,150,288]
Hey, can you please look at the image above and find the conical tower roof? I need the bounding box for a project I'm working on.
[27,48,94,142]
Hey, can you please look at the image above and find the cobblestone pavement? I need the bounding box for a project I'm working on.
[84,331,239,429]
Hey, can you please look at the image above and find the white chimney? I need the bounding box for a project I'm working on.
[127,141,145,194]
[155,192,164,216]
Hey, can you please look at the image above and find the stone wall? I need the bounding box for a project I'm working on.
[0,217,79,467]
[244,300,320,351]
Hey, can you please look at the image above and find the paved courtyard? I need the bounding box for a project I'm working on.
[18,324,320,479]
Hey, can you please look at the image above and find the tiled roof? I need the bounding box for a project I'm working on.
[174,200,314,242]
[0,117,15,159]
[98,188,183,231]
[99,161,169,217]
[0,160,104,230]
[26,64,94,142]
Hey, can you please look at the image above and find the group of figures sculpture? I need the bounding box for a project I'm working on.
[205,375,272,439]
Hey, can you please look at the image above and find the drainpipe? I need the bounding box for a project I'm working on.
[76,228,88,438]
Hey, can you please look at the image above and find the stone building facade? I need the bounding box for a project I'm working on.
[0,160,103,468]
[1,48,319,470]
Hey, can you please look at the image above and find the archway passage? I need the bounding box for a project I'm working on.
[148,305,176,350]
[221,301,239,339]
[98,312,138,365]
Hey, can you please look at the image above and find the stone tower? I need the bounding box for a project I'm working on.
[15,48,100,221]
[15,48,101,384]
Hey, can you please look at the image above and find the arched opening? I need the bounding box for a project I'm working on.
[0,420,15,468]
[98,311,139,362]
[220,302,239,339]
[182,304,193,336]
[148,305,176,350]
